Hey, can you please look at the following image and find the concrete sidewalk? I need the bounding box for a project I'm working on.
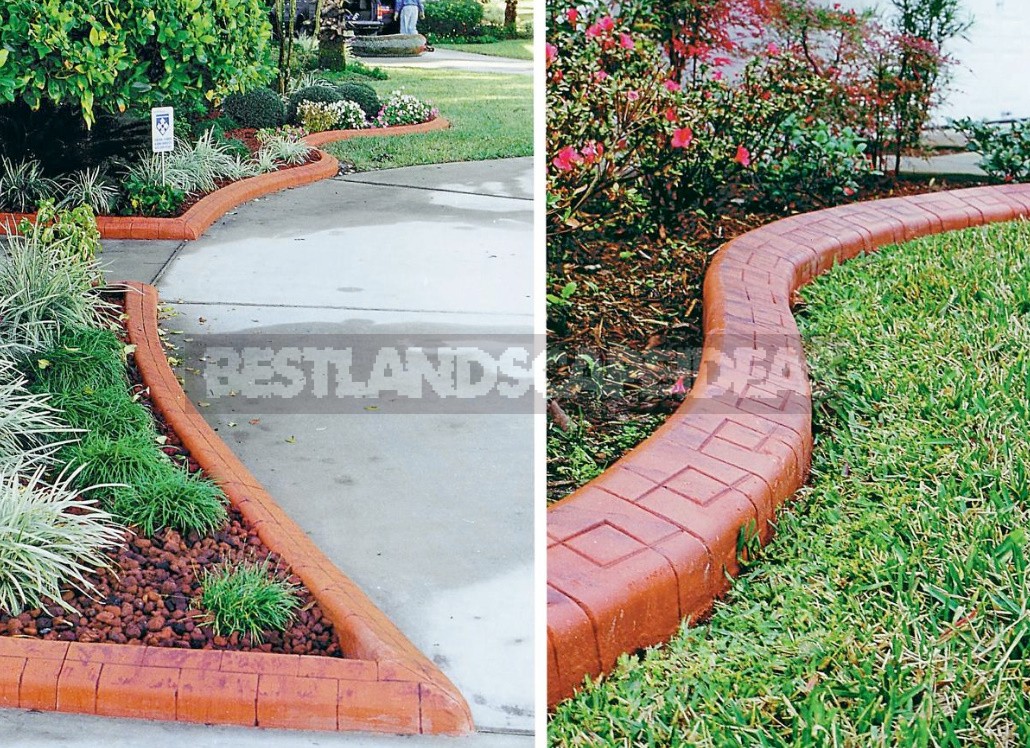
[361,47,532,76]
[0,159,534,746]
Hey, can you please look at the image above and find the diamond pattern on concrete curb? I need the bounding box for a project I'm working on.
[0,118,451,242]
[547,183,1030,707]
[0,282,473,734]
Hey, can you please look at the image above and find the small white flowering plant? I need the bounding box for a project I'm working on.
[296,100,369,133]
[375,91,438,127]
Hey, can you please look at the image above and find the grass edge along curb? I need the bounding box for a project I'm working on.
[0,282,472,735]
[0,119,451,242]
[546,182,1030,707]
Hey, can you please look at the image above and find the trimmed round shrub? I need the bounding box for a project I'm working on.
[421,0,484,38]
[287,85,343,122]
[222,88,286,129]
[334,82,381,119]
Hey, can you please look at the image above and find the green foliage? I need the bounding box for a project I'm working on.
[953,118,1030,183]
[334,82,381,119]
[45,385,154,441]
[222,88,287,130]
[198,559,300,641]
[111,469,227,537]
[297,101,342,133]
[551,219,1030,744]
[22,201,102,264]
[121,177,186,218]
[0,157,56,213]
[0,215,109,357]
[0,0,274,127]
[0,465,122,616]
[336,60,390,81]
[27,326,128,395]
[62,431,170,494]
[421,0,485,38]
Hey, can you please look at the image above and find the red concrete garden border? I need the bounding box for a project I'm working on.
[547,183,1030,707]
[0,282,472,735]
[0,118,450,242]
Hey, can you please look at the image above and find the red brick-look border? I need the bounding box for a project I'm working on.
[0,282,472,735]
[0,118,451,242]
[547,183,1030,707]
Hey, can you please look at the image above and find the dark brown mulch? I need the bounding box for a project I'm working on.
[547,174,990,501]
[225,127,262,154]
[0,302,345,657]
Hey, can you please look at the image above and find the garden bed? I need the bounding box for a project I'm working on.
[550,213,1030,743]
[0,119,449,242]
[546,183,1030,708]
[546,174,989,503]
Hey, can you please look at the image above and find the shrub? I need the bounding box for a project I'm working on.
[0,217,109,356]
[258,135,315,165]
[110,469,227,536]
[376,92,437,127]
[0,0,274,127]
[120,178,186,218]
[23,201,102,264]
[222,89,287,130]
[0,157,56,213]
[0,464,123,616]
[57,168,119,215]
[421,0,484,38]
[197,559,300,642]
[334,82,381,119]
[953,118,1030,183]
[287,85,343,122]
[0,361,72,473]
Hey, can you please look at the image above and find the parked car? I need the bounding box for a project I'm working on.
[290,0,396,35]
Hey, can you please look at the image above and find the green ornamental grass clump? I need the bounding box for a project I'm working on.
[0,359,74,472]
[198,559,300,642]
[28,325,128,394]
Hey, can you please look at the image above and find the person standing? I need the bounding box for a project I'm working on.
[395,0,424,35]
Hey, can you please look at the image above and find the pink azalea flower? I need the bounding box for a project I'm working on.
[581,141,602,164]
[767,42,780,55]
[712,70,723,81]
[843,186,856,196]
[619,33,634,49]
[734,145,751,167]
[671,127,693,148]
[669,375,687,395]
[552,146,583,172]
[598,16,615,32]
[567,7,578,23]
[546,43,557,64]
[713,56,731,66]
[664,79,681,92]
[593,70,609,82]
[626,90,640,101]
[664,107,677,122]
[585,22,602,38]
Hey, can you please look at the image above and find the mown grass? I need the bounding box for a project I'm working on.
[321,68,531,170]
[436,39,533,60]
[549,219,1030,746]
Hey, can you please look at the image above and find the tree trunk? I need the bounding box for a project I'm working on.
[504,0,517,29]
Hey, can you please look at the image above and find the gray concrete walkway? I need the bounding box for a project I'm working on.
[361,47,532,76]
[0,159,534,745]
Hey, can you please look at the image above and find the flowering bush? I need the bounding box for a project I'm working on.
[376,92,438,127]
[296,99,367,132]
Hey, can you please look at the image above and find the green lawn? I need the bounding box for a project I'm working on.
[550,219,1030,745]
[321,67,531,171]
[437,39,533,60]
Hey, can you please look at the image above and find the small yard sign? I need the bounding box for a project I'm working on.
[151,107,175,153]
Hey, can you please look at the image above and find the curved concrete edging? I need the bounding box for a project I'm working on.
[546,183,1030,707]
[0,282,472,735]
[0,118,451,241]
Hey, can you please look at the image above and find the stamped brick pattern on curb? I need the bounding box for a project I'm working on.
[547,184,1030,707]
[0,119,451,242]
[0,282,473,734]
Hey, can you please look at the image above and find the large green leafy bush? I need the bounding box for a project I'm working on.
[0,0,274,126]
